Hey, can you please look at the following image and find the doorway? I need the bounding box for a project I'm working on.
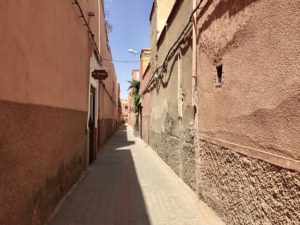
[89,86,96,164]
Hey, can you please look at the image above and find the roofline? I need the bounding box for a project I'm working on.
[149,1,155,21]
[142,62,151,79]
[157,0,184,48]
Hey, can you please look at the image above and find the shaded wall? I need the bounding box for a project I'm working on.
[149,0,195,190]
[140,65,152,143]
[0,0,101,225]
[97,1,121,148]
[195,0,300,224]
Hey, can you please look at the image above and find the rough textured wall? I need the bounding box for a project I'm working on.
[195,0,300,223]
[0,101,87,225]
[198,140,300,225]
[149,0,195,190]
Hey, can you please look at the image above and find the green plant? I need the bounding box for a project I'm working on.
[128,79,141,113]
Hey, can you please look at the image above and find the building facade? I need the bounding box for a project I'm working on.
[146,0,300,224]
[121,99,129,123]
[139,49,152,143]
[127,69,140,130]
[0,1,121,225]
[148,0,196,189]
[97,0,121,148]
[193,0,300,224]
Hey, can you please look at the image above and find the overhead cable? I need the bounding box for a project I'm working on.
[141,0,204,95]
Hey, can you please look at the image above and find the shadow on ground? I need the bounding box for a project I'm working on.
[49,124,151,225]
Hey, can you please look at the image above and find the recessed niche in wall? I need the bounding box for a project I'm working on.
[216,64,223,84]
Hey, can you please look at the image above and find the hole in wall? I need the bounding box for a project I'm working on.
[216,64,223,84]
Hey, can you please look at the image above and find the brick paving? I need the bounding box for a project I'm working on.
[48,125,224,225]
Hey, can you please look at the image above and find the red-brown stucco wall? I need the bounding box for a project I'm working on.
[0,101,87,225]
[0,1,102,225]
[195,0,300,223]
[196,0,300,161]
[96,0,121,148]
[0,0,92,111]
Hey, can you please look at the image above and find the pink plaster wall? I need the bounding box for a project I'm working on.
[0,1,106,225]
[196,0,300,161]
[97,0,121,147]
[0,0,94,111]
[195,1,300,223]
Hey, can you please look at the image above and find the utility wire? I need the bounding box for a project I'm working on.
[141,0,204,95]
[102,58,156,63]
[72,0,103,64]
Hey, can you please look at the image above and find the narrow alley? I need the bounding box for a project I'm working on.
[1,1,299,224]
[48,125,224,225]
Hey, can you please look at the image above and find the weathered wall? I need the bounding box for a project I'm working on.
[0,1,101,225]
[195,0,300,223]
[0,101,87,225]
[198,140,300,225]
[97,0,121,148]
[149,0,195,190]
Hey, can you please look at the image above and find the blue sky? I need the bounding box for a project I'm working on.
[105,0,153,99]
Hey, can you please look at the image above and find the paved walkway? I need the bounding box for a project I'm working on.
[48,125,224,225]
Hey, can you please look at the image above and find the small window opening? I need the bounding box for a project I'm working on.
[216,64,223,84]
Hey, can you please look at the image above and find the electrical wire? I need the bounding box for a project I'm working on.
[141,0,204,95]
[72,0,103,64]
[102,58,156,63]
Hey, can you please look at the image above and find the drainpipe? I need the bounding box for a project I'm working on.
[192,0,200,195]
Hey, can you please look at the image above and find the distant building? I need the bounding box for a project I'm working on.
[139,49,152,143]
[121,99,129,123]
[127,69,140,130]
